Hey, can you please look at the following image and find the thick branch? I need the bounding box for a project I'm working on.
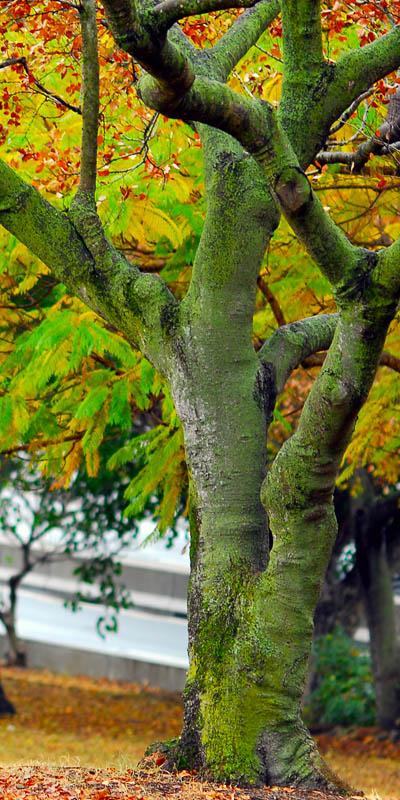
[205,0,280,79]
[328,26,400,127]
[186,124,278,318]
[281,0,323,74]
[0,159,94,289]
[154,0,258,30]
[258,313,338,394]
[103,0,195,93]
[0,160,177,360]
[376,237,400,300]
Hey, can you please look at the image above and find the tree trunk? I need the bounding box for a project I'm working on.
[2,608,26,668]
[314,490,362,640]
[170,303,271,781]
[169,429,343,788]
[167,331,343,788]
[0,681,15,716]
[355,509,400,730]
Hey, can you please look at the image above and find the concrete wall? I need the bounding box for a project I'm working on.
[0,541,189,603]
[0,635,186,693]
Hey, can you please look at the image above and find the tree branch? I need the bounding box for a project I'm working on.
[281,0,323,74]
[257,275,286,327]
[328,26,400,128]
[154,0,259,30]
[0,57,81,115]
[258,313,338,394]
[376,235,400,300]
[76,0,100,196]
[303,349,400,374]
[0,160,177,360]
[329,90,373,136]
[203,0,280,79]
[317,87,400,172]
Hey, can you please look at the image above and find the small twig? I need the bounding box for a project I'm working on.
[257,275,286,327]
[302,350,400,373]
[0,433,83,457]
[255,43,283,64]
[0,57,81,114]
[329,90,373,135]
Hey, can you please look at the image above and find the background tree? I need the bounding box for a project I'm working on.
[313,478,400,730]
[0,451,141,667]
[0,0,400,792]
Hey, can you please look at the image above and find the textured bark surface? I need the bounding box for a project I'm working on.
[1,0,400,792]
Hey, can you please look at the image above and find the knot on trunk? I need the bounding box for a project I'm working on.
[274,167,312,214]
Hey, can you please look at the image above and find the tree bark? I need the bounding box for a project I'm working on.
[355,506,400,730]
[1,608,27,668]
[0,682,15,716]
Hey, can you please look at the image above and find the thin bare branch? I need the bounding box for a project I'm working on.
[76,0,100,196]
[329,90,373,136]
[303,350,400,374]
[317,87,400,172]
[0,57,81,114]
[257,276,286,327]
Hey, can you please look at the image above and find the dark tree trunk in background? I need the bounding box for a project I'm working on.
[314,490,362,640]
[0,682,15,716]
[355,499,400,731]
[314,486,400,731]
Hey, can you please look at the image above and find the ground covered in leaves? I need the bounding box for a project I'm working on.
[0,763,363,800]
[0,668,399,799]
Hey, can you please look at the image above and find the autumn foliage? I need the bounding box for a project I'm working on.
[0,1,399,524]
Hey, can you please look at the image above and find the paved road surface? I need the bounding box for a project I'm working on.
[15,587,189,670]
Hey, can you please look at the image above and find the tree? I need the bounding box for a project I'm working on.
[0,452,140,667]
[314,479,400,730]
[1,0,400,791]
[353,478,400,730]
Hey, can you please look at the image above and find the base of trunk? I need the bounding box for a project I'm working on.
[5,651,27,668]
[146,726,352,794]
[0,685,16,716]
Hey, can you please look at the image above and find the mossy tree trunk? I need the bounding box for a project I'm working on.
[2,0,400,791]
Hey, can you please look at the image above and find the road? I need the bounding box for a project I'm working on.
[15,587,189,670]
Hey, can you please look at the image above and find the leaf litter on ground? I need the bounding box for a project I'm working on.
[0,667,399,799]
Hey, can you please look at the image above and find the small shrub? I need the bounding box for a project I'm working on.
[307,627,376,728]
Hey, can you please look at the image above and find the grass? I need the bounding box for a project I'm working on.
[0,667,399,799]
[0,666,182,767]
